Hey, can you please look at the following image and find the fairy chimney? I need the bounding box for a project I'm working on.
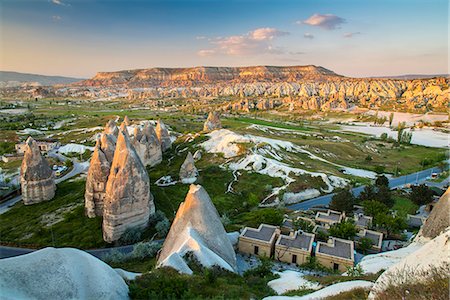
[102,130,155,243]
[20,137,56,205]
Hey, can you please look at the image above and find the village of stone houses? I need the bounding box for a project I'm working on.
[0,82,448,300]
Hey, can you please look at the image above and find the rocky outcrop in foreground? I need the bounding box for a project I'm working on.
[155,120,172,152]
[0,247,129,299]
[416,187,449,240]
[20,137,56,204]
[157,184,237,274]
[179,152,198,184]
[102,130,154,243]
[203,112,222,131]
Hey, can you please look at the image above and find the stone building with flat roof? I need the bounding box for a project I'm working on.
[16,139,59,154]
[315,237,354,272]
[351,213,373,230]
[355,229,383,253]
[238,224,280,258]
[315,210,345,227]
[275,231,314,265]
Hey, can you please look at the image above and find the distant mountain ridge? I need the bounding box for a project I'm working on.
[0,71,84,87]
[78,65,343,87]
[372,74,449,80]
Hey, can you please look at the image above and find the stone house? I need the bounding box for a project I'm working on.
[315,210,345,227]
[355,229,383,252]
[315,237,355,272]
[351,213,373,230]
[274,231,314,265]
[238,224,280,258]
[406,214,427,228]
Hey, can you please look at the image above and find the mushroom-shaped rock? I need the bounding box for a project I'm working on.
[102,131,154,243]
[20,137,56,205]
[155,120,172,152]
[157,185,237,274]
[179,152,198,184]
[0,247,129,300]
[123,115,131,126]
[203,112,222,132]
[85,139,111,218]
[104,120,119,137]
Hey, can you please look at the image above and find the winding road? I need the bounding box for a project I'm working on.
[287,166,444,211]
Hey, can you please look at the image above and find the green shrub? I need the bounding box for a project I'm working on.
[118,227,142,245]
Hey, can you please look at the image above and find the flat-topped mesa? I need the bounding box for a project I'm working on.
[157,184,237,274]
[203,112,222,132]
[20,137,56,204]
[104,120,119,138]
[85,138,111,218]
[102,130,154,243]
[179,152,198,184]
[155,120,172,152]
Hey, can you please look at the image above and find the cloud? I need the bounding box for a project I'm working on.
[196,36,207,40]
[343,32,361,38]
[51,0,70,6]
[197,27,289,56]
[299,14,346,30]
[303,33,314,39]
[52,15,62,22]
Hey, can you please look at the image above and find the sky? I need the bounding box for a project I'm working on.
[0,0,448,78]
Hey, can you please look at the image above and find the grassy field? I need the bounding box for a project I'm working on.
[392,194,419,216]
[0,179,107,249]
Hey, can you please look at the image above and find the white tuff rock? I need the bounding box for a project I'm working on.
[155,120,172,151]
[179,152,198,184]
[20,137,56,205]
[157,184,237,274]
[0,247,129,300]
[203,111,222,132]
[102,130,154,243]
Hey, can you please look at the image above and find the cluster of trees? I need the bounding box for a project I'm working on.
[329,175,406,237]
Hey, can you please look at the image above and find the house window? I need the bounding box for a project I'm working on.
[254,246,259,255]
[333,263,339,271]
[292,254,297,264]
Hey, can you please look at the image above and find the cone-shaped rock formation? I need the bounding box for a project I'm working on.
[155,120,172,152]
[104,120,119,138]
[102,130,154,243]
[132,122,162,167]
[20,137,56,204]
[157,184,237,274]
[123,115,131,126]
[179,152,198,184]
[85,137,112,218]
[203,112,222,132]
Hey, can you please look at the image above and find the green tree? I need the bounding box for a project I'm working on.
[374,165,385,174]
[375,175,389,188]
[374,213,406,236]
[362,200,389,217]
[358,185,376,203]
[293,218,314,233]
[329,189,355,213]
[358,237,374,254]
[410,184,434,206]
[375,185,394,207]
[328,221,357,240]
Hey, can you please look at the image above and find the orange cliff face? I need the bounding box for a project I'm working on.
[76,65,343,87]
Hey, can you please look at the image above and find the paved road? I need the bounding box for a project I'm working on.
[287,166,443,211]
[0,239,165,259]
[0,160,88,215]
